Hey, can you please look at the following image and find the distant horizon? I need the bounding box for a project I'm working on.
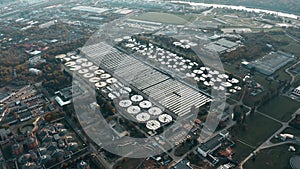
[2,0,299,16]
[187,0,300,16]
[172,0,299,19]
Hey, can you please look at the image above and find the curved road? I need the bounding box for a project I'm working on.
[285,61,300,85]
[240,108,300,169]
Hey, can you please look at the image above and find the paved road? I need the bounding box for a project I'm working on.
[239,108,300,169]
[65,116,113,169]
[285,61,300,85]
[256,110,285,124]
[173,122,236,165]
[285,31,300,44]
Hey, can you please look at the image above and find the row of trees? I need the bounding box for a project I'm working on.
[222,31,291,62]
[44,111,66,123]
[233,105,248,124]
[40,62,72,95]
[286,27,300,40]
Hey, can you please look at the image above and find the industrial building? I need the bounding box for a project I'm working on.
[197,130,233,166]
[79,42,211,118]
[54,85,84,107]
[215,38,238,49]
[205,38,239,54]
[205,43,228,54]
[292,86,300,97]
[121,37,241,94]
[171,160,193,169]
[29,68,42,76]
[71,6,109,14]
[59,41,213,152]
[246,51,294,75]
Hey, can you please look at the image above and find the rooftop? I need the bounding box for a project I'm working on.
[248,51,294,75]
[198,134,224,153]
[205,43,227,53]
[71,6,109,14]
[215,38,238,48]
[172,160,193,169]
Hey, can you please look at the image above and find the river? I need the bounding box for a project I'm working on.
[171,0,299,19]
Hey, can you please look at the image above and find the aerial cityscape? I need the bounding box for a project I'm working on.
[0,0,300,169]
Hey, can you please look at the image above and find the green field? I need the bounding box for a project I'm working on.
[114,158,145,169]
[132,12,195,25]
[244,145,300,169]
[271,34,300,57]
[232,141,255,162]
[175,14,198,22]
[230,113,282,147]
[259,96,300,122]
[282,128,300,138]
[294,75,300,87]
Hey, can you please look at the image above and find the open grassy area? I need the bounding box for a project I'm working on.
[242,61,295,107]
[174,13,198,22]
[271,34,300,58]
[274,62,295,82]
[284,43,300,57]
[230,113,282,147]
[259,96,300,122]
[114,158,145,169]
[243,92,265,107]
[252,73,280,90]
[223,61,243,78]
[232,141,255,163]
[244,144,300,169]
[293,75,300,87]
[132,12,192,25]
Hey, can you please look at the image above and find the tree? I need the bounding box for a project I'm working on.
[233,105,243,123]
[14,112,19,119]
[2,123,9,129]
[250,106,256,115]
[44,112,52,122]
